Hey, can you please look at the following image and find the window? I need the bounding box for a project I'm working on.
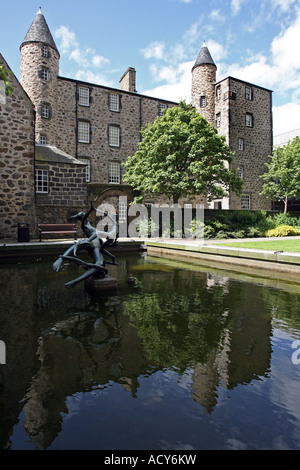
[35,169,48,193]
[119,200,127,220]
[109,126,120,147]
[109,161,120,184]
[238,167,244,179]
[238,138,244,150]
[245,113,253,127]
[216,86,221,100]
[41,104,50,119]
[41,68,49,81]
[78,121,90,143]
[245,86,253,100]
[79,87,90,106]
[78,158,91,182]
[109,93,119,112]
[42,46,49,57]
[241,194,250,210]
[40,135,47,145]
[200,96,206,107]
[216,113,221,127]
[159,103,167,116]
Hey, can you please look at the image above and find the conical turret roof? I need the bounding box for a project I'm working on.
[192,41,216,70]
[20,8,59,55]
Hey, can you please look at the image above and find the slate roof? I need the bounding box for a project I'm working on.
[192,42,216,70]
[35,144,87,166]
[20,8,59,55]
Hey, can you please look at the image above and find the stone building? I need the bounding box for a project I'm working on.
[0,10,274,239]
[191,42,273,210]
[0,54,36,239]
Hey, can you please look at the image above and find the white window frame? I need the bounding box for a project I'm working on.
[78,121,90,143]
[79,87,90,106]
[109,126,120,147]
[41,104,50,119]
[245,86,253,101]
[216,86,221,100]
[238,167,244,179]
[78,158,91,182]
[119,200,127,220]
[241,194,250,210]
[245,113,253,127]
[42,46,49,57]
[238,138,244,150]
[40,135,47,145]
[35,169,48,193]
[109,93,119,112]
[216,113,221,127]
[41,68,49,81]
[200,96,206,107]
[109,161,120,184]
[159,103,167,116]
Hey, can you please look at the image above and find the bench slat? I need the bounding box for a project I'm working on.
[38,223,77,241]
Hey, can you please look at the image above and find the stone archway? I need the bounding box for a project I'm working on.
[87,185,134,235]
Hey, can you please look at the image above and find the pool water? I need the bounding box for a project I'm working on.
[0,251,300,450]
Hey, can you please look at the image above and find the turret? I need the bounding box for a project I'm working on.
[191,41,217,126]
[20,8,59,145]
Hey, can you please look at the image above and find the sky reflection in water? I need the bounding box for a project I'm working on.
[0,252,300,450]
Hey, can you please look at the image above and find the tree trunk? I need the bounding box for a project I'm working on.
[284,196,288,214]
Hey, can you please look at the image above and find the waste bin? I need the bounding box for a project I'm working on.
[18,223,30,242]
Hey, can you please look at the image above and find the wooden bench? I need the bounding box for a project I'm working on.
[38,223,77,242]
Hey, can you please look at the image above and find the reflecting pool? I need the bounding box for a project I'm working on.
[0,251,300,450]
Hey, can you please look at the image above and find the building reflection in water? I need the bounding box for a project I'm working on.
[0,254,277,449]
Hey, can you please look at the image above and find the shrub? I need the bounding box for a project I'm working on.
[246,226,262,238]
[230,230,246,239]
[270,213,300,228]
[265,225,300,237]
[215,230,229,239]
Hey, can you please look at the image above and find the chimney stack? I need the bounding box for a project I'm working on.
[119,67,137,93]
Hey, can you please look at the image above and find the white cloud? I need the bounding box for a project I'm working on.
[92,55,110,68]
[142,61,193,102]
[209,9,225,23]
[206,39,227,62]
[75,70,114,87]
[273,102,300,136]
[54,24,110,83]
[231,0,246,16]
[270,0,297,11]
[54,25,76,54]
[140,41,165,60]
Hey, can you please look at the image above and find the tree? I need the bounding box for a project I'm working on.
[123,101,243,204]
[0,64,14,97]
[260,136,300,213]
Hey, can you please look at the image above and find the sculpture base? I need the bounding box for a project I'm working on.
[85,275,117,292]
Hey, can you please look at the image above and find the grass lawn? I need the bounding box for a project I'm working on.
[215,238,300,252]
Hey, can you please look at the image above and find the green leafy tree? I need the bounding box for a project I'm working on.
[0,64,14,97]
[260,136,300,213]
[123,101,243,204]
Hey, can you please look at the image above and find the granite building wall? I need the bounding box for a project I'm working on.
[0,54,36,239]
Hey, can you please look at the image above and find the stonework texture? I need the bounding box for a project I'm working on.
[0,54,36,239]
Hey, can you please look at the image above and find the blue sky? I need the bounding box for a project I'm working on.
[2,0,300,136]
